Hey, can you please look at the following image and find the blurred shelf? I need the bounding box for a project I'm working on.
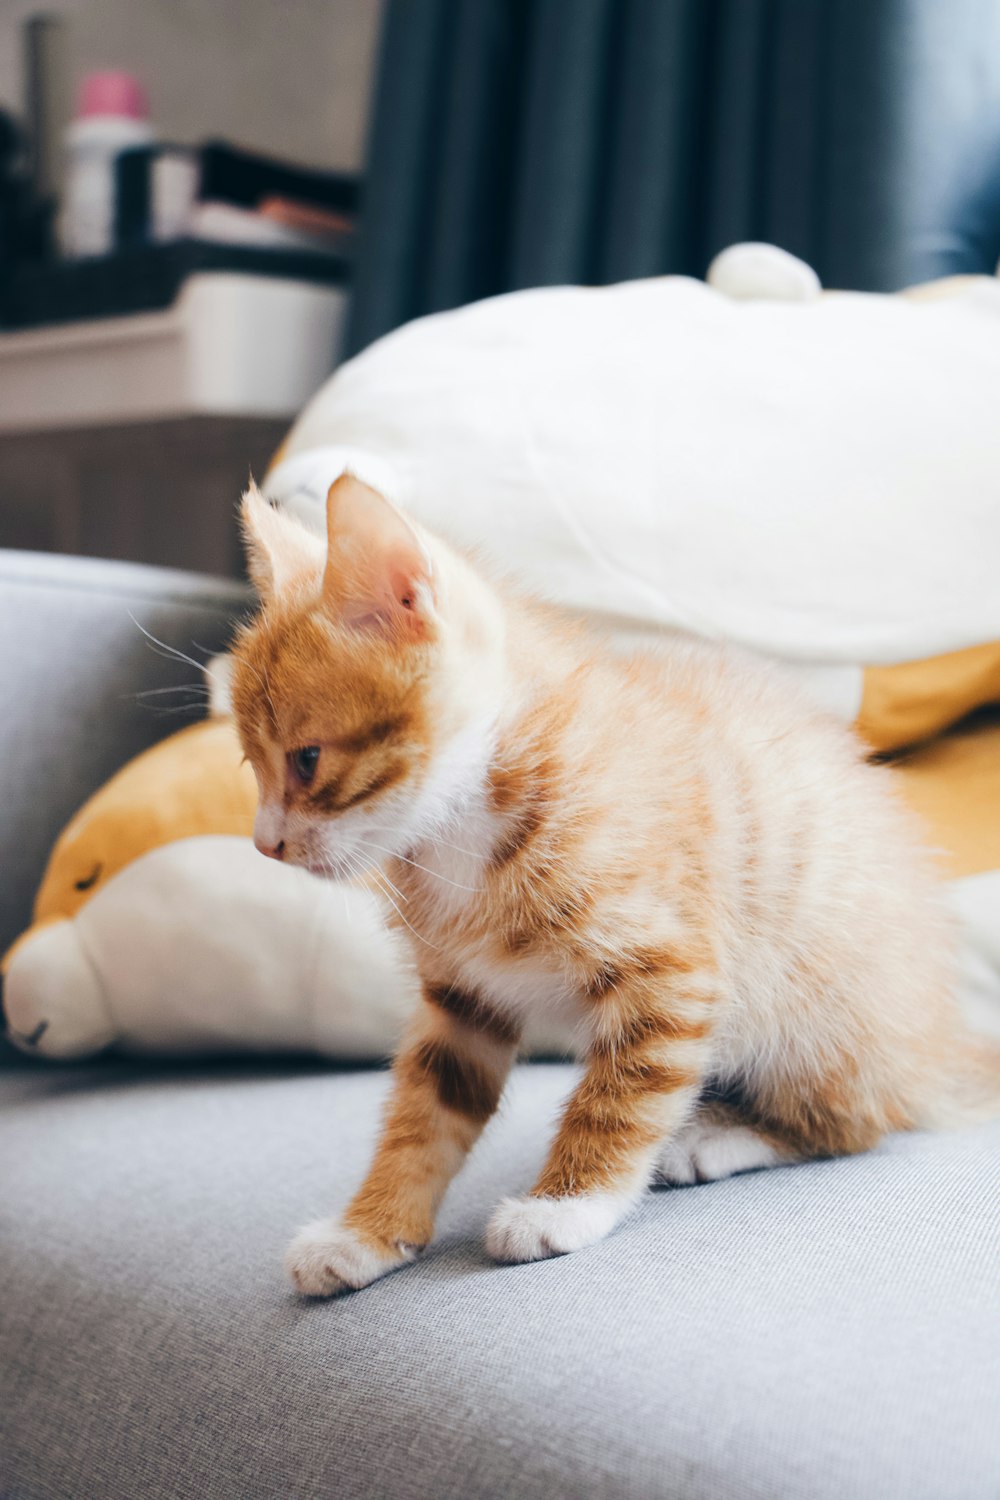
[0,271,347,432]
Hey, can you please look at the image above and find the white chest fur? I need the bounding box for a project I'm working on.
[458,947,584,1029]
[403,793,588,1050]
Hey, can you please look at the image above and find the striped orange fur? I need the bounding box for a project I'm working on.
[231,475,999,1296]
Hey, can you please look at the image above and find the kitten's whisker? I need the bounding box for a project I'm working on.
[366,859,409,905]
[140,704,219,718]
[357,838,482,893]
[190,639,220,661]
[417,831,483,860]
[362,859,442,951]
[128,615,225,684]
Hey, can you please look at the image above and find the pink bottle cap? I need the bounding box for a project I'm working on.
[77,71,148,120]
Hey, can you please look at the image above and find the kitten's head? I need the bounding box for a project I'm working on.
[231,473,500,878]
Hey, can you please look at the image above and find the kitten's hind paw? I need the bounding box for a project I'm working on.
[655,1117,788,1185]
[485,1192,631,1264]
[285,1218,412,1297]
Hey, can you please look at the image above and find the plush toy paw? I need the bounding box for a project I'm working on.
[3,917,116,1059]
[285,1218,415,1297]
[484,1192,631,1264]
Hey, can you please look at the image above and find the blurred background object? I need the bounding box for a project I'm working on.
[61,68,155,258]
[0,0,378,574]
[2,0,1000,574]
[348,0,1000,354]
[0,0,377,176]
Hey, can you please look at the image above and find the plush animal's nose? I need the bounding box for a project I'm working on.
[255,838,286,862]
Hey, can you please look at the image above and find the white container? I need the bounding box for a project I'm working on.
[61,72,156,257]
[0,273,349,430]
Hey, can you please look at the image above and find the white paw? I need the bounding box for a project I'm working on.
[656,1119,786,1186]
[485,1192,631,1264]
[285,1218,409,1297]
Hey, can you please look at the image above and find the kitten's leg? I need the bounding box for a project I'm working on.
[486,957,720,1264]
[654,1100,798,1185]
[287,984,519,1297]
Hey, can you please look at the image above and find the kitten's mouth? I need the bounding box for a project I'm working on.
[305,855,355,882]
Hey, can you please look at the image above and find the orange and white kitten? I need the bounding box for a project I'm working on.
[232,474,998,1296]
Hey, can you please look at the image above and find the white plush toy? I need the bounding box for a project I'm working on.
[2,718,418,1061]
[5,838,415,1062]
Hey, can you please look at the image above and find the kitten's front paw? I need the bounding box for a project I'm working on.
[285,1218,411,1297]
[485,1192,630,1264]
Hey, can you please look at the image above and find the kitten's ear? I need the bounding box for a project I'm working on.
[322,473,436,641]
[240,481,325,601]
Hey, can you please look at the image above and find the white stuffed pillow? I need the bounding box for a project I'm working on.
[269,248,1000,724]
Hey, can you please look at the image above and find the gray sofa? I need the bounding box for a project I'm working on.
[2,548,998,1500]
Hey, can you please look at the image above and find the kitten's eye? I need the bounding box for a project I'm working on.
[289,745,321,785]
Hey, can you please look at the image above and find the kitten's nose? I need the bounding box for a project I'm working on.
[256,837,286,861]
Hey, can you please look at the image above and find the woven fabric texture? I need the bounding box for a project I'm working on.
[2,1060,998,1500]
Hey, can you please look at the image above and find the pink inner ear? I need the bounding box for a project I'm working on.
[340,604,390,634]
[390,560,420,613]
[338,559,427,639]
[323,474,434,639]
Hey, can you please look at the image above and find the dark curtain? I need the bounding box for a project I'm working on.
[346,0,1000,357]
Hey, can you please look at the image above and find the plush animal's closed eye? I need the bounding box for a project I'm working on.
[74,863,102,892]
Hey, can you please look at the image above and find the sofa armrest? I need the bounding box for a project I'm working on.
[0,550,252,961]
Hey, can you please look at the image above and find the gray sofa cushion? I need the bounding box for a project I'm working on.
[2,1059,997,1500]
[0,549,251,962]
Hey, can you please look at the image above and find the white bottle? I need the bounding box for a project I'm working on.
[61,71,155,258]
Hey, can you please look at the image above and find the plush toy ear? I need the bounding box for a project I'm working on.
[322,473,436,640]
[240,480,325,600]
